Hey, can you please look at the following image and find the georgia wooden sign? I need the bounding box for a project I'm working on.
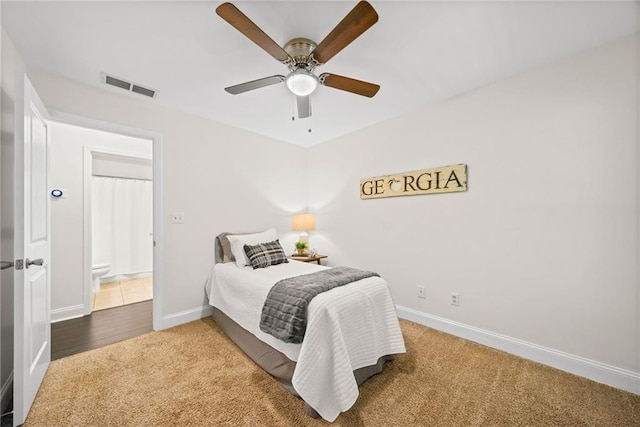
[360,164,468,200]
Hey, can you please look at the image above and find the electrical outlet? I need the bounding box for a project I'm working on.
[450,292,460,306]
[171,212,184,224]
[417,286,426,299]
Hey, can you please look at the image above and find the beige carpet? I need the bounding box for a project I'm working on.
[25,318,639,426]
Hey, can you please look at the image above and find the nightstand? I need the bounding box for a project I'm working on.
[288,254,327,265]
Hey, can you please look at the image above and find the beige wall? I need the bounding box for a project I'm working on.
[308,36,639,391]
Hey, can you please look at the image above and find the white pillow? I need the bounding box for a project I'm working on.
[227,228,278,268]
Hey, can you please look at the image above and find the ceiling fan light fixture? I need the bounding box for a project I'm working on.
[285,69,318,96]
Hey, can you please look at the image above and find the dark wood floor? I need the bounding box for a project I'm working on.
[51,300,153,360]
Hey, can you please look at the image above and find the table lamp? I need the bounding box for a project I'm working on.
[291,213,316,246]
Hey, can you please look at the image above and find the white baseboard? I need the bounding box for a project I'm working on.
[160,305,213,330]
[101,272,152,284]
[1,371,12,414]
[396,306,640,395]
[51,304,87,323]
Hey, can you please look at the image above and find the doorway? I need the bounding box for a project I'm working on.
[89,151,153,312]
[49,121,154,324]
[48,113,163,333]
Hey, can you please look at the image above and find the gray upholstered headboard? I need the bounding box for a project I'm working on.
[214,232,230,264]
[215,231,259,264]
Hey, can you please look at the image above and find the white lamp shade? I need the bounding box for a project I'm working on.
[285,69,318,96]
[291,213,316,231]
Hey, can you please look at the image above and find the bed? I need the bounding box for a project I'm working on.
[204,229,406,422]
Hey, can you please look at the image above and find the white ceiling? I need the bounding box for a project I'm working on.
[3,1,638,147]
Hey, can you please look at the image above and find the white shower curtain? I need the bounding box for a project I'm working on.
[92,176,153,278]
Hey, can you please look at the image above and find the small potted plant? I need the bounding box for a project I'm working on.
[295,241,308,255]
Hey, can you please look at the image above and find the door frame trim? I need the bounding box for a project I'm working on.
[48,110,163,331]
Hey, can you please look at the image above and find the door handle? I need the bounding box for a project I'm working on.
[0,261,14,270]
[25,258,44,268]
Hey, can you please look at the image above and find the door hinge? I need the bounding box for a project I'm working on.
[15,259,24,270]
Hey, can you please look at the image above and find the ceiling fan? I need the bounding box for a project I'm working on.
[216,1,380,119]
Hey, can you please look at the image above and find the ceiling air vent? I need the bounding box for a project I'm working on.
[101,73,157,99]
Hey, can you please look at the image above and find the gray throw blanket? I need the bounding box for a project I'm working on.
[260,267,379,344]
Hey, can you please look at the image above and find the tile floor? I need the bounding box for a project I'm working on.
[93,277,153,311]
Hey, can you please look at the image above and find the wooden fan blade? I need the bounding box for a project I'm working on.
[320,73,380,97]
[297,95,312,119]
[216,3,292,64]
[224,75,285,95]
[311,1,378,65]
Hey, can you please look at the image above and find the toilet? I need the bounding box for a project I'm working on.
[91,263,111,292]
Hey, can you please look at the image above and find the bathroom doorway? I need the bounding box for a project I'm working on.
[49,118,160,328]
[90,151,153,311]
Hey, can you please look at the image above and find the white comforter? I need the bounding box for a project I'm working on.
[205,261,406,422]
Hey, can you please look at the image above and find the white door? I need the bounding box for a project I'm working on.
[13,75,51,426]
